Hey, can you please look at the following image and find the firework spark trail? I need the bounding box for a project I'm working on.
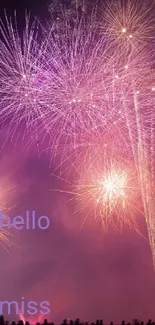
[101,0,155,267]
[132,89,155,268]
[0,13,51,135]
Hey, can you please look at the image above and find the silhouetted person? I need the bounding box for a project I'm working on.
[43,320,48,325]
[17,321,24,325]
[147,321,152,325]
[133,320,139,325]
[2,315,155,325]
[0,316,4,325]
[62,320,67,325]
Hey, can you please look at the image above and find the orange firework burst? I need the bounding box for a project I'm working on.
[53,149,143,234]
[102,0,155,53]
[72,158,142,233]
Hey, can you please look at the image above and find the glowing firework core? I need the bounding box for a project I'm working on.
[97,170,126,208]
[103,171,125,197]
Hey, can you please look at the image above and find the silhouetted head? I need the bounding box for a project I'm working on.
[43,320,48,325]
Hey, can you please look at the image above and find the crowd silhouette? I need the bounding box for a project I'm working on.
[0,317,155,325]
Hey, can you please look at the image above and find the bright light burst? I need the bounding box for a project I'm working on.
[68,156,142,233]
[52,148,142,234]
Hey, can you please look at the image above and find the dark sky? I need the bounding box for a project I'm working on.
[0,0,48,14]
[0,0,49,24]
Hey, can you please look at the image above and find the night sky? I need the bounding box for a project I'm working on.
[0,0,155,324]
[0,0,49,19]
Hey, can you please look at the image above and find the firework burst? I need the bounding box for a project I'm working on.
[0,177,16,251]
[0,13,49,137]
[102,0,155,54]
[52,146,143,235]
